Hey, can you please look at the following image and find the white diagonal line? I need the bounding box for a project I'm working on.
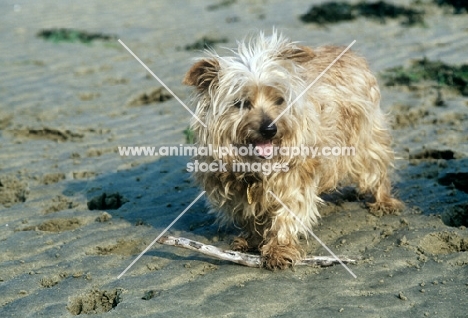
[118,39,207,128]
[117,191,206,279]
[270,40,356,127]
[267,190,357,278]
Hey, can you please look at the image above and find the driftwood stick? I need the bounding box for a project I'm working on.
[157,236,358,268]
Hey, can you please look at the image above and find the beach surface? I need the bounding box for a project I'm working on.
[1,0,467,317]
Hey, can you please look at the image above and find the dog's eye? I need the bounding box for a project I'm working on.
[274,97,284,105]
[234,100,252,109]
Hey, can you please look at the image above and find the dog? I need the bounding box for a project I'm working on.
[183,31,403,270]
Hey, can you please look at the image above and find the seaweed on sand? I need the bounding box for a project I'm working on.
[300,1,424,26]
[355,1,423,25]
[435,0,468,14]
[381,58,468,96]
[37,28,117,43]
[299,2,354,25]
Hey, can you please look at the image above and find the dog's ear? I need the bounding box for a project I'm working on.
[279,45,315,64]
[183,58,220,90]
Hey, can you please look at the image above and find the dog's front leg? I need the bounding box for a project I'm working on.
[260,211,303,270]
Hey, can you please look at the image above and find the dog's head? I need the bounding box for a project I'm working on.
[183,32,318,162]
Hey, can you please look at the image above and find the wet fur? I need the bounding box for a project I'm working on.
[183,31,403,270]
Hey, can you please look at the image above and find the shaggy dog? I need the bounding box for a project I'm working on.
[183,31,403,270]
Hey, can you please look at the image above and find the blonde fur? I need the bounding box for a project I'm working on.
[183,31,403,270]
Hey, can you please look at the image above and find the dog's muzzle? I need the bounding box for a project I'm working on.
[254,120,277,158]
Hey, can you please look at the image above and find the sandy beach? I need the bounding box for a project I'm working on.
[1,0,467,317]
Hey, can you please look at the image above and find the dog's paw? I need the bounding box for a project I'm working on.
[368,197,404,216]
[231,237,250,252]
[263,254,293,270]
[261,242,301,271]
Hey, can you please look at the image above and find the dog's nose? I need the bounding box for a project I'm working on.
[260,121,277,139]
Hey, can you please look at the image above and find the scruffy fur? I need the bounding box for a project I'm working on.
[183,31,403,270]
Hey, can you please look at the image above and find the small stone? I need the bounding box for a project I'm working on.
[398,292,408,301]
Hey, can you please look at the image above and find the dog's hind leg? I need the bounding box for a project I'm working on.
[355,113,404,214]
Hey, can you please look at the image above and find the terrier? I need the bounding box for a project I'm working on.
[183,31,403,270]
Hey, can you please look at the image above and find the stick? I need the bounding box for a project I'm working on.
[157,236,358,268]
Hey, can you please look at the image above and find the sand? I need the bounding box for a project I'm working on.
[0,0,467,317]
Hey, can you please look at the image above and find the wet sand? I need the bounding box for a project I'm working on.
[0,1,467,317]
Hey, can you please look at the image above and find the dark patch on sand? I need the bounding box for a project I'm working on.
[183,36,228,51]
[87,192,127,210]
[128,87,172,106]
[409,149,455,160]
[0,175,29,207]
[355,1,423,25]
[37,28,117,44]
[442,203,468,227]
[300,1,423,26]
[300,2,354,24]
[67,288,122,315]
[206,0,236,11]
[14,128,84,142]
[438,172,468,193]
